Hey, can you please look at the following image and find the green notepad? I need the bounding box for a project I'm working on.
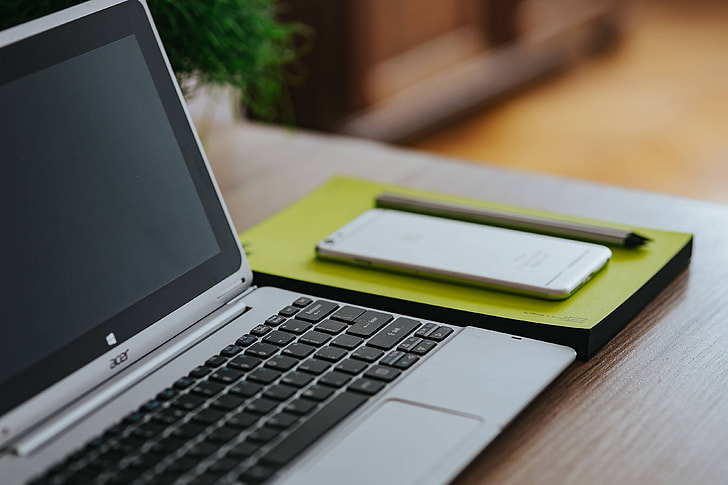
[240,177,693,359]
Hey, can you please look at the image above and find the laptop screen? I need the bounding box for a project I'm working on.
[0,2,242,416]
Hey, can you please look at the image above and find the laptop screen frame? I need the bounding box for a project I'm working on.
[0,0,251,440]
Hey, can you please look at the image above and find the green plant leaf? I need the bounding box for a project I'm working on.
[0,0,302,120]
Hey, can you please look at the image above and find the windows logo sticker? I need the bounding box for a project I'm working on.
[105,332,117,346]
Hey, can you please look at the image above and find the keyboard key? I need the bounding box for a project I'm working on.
[131,422,164,440]
[265,355,299,372]
[60,448,91,470]
[315,319,347,335]
[172,422,205,439]
[248,368,282,385]
[156,388,178,401]
[104,424,125,438]
[247,398,279,415]
[429,326,454,341]
[347,311,393,337]
[380,351,405,366]
[351,347,384,363]
[248,427,279,444]
[265,315,287,327]
[266,413,300,430]
[121,453,153,471]
[397,337,423,352]
[228,355,262,371]
[229,381,263,398]
[314,346,347,363]
[394,354,420,370]
[263,330,297,347]
[123,412,144,425]
[72,469,103,484]
[191,380,225,397]
[335,358,368,375]
[298,359,330,375]
[279,320,312,335]
[186,441,219,459]
[295,300,339,323]
[153,471,184,484]
[318,371,352,388]
[301,385,335,402]
[189,473,220,484]
[330,305,365,323]
[330,334,364,350]
[227,411,258,429]
[205,456,239,475]
[173,377,195,390]
[281,371,314,388]
[108,470,143,484]
[261,392,367,467]
[282,342,316,359]
[173,394,205,411]
[284,398,318,416]
[364,365,401,382]
[209,367,244,384]
[279,305,299,317]
[239,465,276,483]
[211,393,245,411]
[245,342,279,359]
[151,436,184,455]
[227,440,258,458]
[367,318,420,350]
[205,355,228,368]
[189,366,211,379]
[165,456,197,474]
[140,399,162,413]
[411,340,437,355]
[220,344,242,358]
[111,435,141,453]
[348,378,386,396]
[264,384,298,401]
[191,407,226,425]
[236,334,257,347]
[293,297,314,308]
[298,330,332,347]
[414,322,438,338]
[250,324,273,336]
[153,407,186,425]
[207,427,239,444]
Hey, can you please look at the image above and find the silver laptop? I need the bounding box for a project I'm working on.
[0,1,575,484]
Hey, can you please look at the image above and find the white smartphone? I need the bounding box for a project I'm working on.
[315,209,611,300]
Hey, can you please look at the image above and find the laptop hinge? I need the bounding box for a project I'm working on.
[11,298,251,456]
[228,285,258,304]
[216,280,248,303]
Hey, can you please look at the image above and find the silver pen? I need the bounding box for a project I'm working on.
[375,193,651,248]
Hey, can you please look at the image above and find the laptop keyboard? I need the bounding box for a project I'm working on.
[29,297,454,485]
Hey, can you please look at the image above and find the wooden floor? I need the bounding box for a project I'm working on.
[408,0,728,204]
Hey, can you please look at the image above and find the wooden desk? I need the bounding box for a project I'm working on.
[204,122,728,485]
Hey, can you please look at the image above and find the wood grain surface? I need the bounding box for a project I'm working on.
[203,122,728,485]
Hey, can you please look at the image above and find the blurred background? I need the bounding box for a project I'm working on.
[272,0,728,203]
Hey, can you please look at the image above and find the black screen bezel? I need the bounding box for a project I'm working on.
[0,1,242,416]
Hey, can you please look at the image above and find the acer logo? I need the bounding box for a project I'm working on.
[110,349,130,369]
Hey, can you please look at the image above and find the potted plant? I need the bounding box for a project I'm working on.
[0,0,301,120]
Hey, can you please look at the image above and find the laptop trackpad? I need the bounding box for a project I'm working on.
[281,399,482,485]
